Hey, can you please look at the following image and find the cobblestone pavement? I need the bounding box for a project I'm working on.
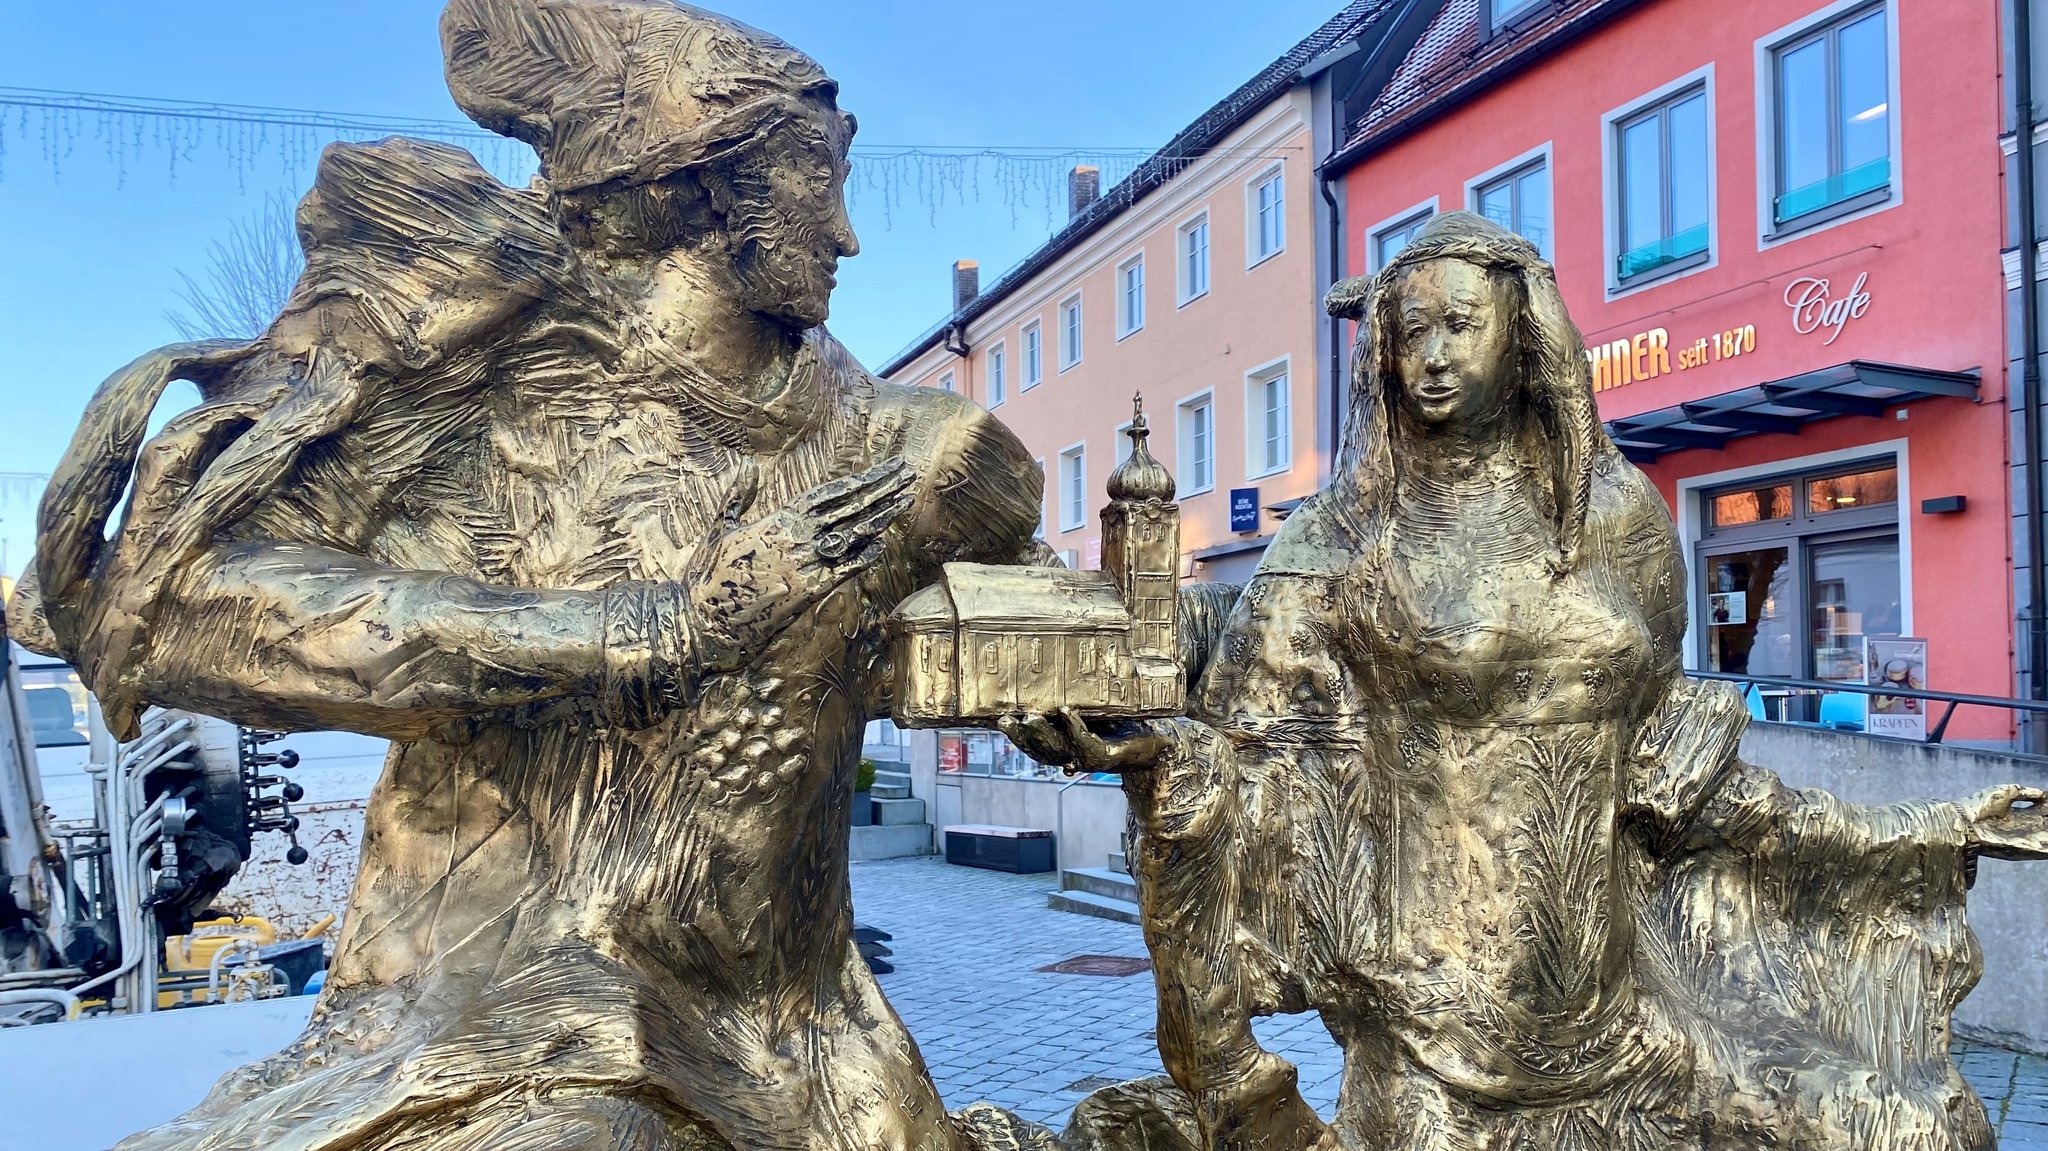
[851,856,2048,1147]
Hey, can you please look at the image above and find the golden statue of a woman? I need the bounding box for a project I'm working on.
[16,4,1057,1149]
[1008,212,2048,1151]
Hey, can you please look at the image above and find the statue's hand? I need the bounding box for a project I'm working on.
[688,457,915,671]
[997,707,1172,774]
[1963,784,2048,860]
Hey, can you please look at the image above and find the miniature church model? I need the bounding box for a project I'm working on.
[890,397,1185,726]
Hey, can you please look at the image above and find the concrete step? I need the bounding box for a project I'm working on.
[1107,851,1129,876]
[1047,889,1141,924]
[872,767,912,785]
[1060,866,1137,902]
[871,797,928,826]
[850,823,933,861]
[869,782,911,799]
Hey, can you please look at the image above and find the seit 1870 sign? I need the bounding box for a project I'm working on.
[1586,270,1873,393]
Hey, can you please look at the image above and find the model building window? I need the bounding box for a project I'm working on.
[1250,166,1285,264]
[1476,160,1551,258]
[1771,4,1890,230]
[1118,255,1146,338]
[1060,445,1087,530]
[1616,85,1710,283]
[1179,213,1210,304]
[987,342,1006,408]
[1022,322,1043,389]
[1178,394,1215,496]
[1059,294,1083,370]
[1372,209,1433,272]
[1247,361,1290,477]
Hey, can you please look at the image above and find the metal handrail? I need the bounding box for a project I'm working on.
[1688,670,2048,745]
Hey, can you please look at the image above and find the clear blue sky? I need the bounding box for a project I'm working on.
[0,0,1350,577]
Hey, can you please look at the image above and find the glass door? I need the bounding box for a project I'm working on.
[1702,546,1796,677]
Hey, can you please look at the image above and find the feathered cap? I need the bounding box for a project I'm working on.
[441,0,839,193]
[1324,210,1613,575]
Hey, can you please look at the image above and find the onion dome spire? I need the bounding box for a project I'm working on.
[1107,393,1177,503]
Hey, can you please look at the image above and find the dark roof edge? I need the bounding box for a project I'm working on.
[878,2,1396,378]
[1320,0,1654,179]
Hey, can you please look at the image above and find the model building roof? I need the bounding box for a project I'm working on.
[894,564,1131,632]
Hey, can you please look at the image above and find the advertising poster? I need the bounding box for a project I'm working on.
[1864,637,1929,741]
[1708,591,1746,627]
[938,735,967,774]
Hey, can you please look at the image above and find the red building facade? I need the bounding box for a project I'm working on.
[1329,0,2012,739]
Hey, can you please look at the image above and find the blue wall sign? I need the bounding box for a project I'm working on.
[1229,487,1260,534]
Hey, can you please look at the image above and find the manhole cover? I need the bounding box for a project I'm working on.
[1036,954,1151,977]
[1063,1076,1124,1093]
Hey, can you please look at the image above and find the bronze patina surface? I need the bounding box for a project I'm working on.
[16,3,1060,1149]
[1000,214,2048,1151]
[19,0,2048,1144]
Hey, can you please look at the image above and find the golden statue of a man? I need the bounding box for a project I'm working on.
[16,3,1051,1149]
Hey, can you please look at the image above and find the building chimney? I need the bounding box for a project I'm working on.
[1068,165,1101,219]
[952,259,980,313]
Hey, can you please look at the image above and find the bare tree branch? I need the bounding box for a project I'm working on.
[165,193,303,341]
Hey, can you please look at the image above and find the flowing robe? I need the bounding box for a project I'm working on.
[1127,454,1992,1151]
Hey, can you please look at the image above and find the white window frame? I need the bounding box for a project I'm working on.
[1058,293,1084,372]
[986,341,1007,409]
[1114,418,1136,466]
[1177,210,1211,306]
[1022,321,1044,390]
[1177,389,1216,498]
[1117,253,1146,340]
[1755,0,1902,248]
[938,371,956,394]
[1058,442,1088,531]
[1487,0,1546,32]
[1465,143,1554,258]
[1366,197,1438,274]
[1246,162,1286,268]
[1672,438,1911,670]
[1033,456,1047,539]
[1244,356,1293,479]
[1601,64,1718,299]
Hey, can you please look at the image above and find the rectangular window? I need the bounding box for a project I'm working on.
[1117,255,1145,338]
[939,372,956,393]
[1615,85,1710,283]
[1115,421,1135,466]
[1475,161,1551,257]
[987,343,1006,408]
[1179,214,1210,304]
[1022,322,1043,389]
[1059,295,1083,370]
[1178,394,1215,496]
[1033,457,1047,538]
[1250,167,1285,263]
[1247,362,1291,476]
[1490,0,1543,24]
[1372,210,1434,271]
[1060,445,1087,530]
[1771,4,1890,229]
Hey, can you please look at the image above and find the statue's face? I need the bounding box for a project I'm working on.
[1391,260,1518,435]
[727,105,860,331]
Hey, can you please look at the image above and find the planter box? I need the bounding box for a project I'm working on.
[851,792,873,827]
[944,824,1054,874]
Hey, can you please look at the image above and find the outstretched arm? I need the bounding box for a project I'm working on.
[36,456,915,741]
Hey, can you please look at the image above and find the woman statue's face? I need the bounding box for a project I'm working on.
[1391,260,1518,437]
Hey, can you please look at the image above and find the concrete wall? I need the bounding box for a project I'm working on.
[1742,721,2048,1052]
[938,774,1127,874]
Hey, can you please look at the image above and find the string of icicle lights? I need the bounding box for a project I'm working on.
[0,87,1299,229]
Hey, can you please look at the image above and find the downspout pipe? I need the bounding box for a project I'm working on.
[1321,171,1345,470]
[2017,0,2045,735]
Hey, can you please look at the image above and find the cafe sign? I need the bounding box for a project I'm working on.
[1784,271,1872,346]
[1587,269,1874,392]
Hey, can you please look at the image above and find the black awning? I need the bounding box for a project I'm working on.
[1603,360,1979,464]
